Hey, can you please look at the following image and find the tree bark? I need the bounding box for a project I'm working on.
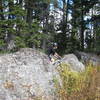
[25,0,33,28]
[0,0,4,20]
[80,0,84,51]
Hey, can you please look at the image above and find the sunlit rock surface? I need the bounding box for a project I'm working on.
[61,54,85,72]
[0,48,85,100]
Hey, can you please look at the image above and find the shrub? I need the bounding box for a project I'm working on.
[54,63,100,100]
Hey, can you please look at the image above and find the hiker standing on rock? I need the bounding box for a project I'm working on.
[47,43,61,62]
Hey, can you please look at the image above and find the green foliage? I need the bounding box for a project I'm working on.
[14,36,26,49]
[95,25,100,52]
[11,5,26,17]
[0,39,6,47]
[27,33,42,48]
[0,0,100,54]
[26,20,48,48]
[57,63,82,94]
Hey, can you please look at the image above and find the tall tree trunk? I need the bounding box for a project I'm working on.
[66,0,70,29]
[80,0,84,51]
[19,0,23,5]
[61,0,67,53]
[42,5,49,51]
[42,20,46,51]
[71,0,78,51]
[0,0,4,20]
[26,0,33,28]
[8,0,14,19]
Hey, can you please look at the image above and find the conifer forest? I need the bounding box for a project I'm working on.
[0,0,100,55]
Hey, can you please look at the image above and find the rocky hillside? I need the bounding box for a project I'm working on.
[0,48,85,100]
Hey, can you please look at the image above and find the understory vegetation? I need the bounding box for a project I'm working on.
[53,63,100,100]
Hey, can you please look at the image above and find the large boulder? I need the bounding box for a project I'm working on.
[0,48,85,100]
[61,54,85,72]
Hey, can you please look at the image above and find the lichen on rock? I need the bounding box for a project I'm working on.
[0,48,85,100]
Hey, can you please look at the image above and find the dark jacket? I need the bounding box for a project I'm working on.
[47,46,56,56]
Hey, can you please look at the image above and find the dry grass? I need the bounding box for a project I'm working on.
[54,63,100,100]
